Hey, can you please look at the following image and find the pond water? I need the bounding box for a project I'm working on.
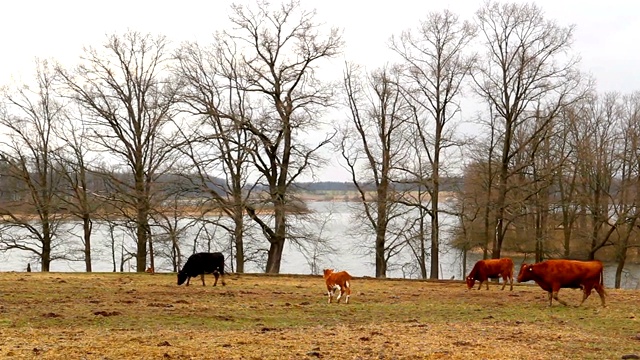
[1,201,639,289]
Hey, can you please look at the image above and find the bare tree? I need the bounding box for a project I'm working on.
[52,109,102,271]
[339,64,413,278]
[226,0,342,273]
[513,106,562,262]
[0,60,65,271]
[553,104,584,258]
[289,203,337,275]
[58,31,181,272]
[473,1,582,258]
[574,93,621,259]
[149,189,200,272]
[391,9,476,279]
[174,38,258,273]
[613,91,640,288]
[457,107,505,261]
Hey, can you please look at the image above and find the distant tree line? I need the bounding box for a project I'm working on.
[0,1,638,288]
[293,178,462,192]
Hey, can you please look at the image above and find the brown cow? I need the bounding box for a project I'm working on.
[323,269,353,304]
[466,258,514,291]
[517,260,606,307]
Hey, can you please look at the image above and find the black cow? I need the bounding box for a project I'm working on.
[177,252,226,286]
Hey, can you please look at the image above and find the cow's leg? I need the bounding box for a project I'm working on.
[326,287,333,303]
[547,291,552,306]
[485,280,489,290]
[339,283,351,304]
[345,281,351,304]
[500,275,507,290]
[594,284,606,307]
[552,290,569,306]
[579,284,594,306]
[200,274,206,286]
[509,275,514,291]
[213,272,219,287]
[335,285,342,303]
[186,277,190,286]
[476,281,482,290]
[220,272,226,286]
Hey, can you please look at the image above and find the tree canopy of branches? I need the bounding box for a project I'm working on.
[58,32,181,272]
[174,36,258,273]
[222,0,343,273]
[473,1,583,259]
[391,9,476,278]
[0,60,65,271]
[339,64,414,278]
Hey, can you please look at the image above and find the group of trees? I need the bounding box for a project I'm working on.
[0,1,342,275]
[0,1,638,288]
[456,90,640,288]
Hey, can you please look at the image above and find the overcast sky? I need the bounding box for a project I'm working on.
[1,0,638,181]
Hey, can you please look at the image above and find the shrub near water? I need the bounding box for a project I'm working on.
[0,272,638,359]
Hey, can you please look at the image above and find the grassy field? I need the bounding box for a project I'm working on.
[0,272,639,359]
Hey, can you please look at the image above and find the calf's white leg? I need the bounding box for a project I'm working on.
[334,285,342,302]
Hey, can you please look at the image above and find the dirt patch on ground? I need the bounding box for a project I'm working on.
[0,272,638,359]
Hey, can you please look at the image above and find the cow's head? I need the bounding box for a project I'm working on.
[517,263,533,283]
[323,269,334,279]
[177,270,188,285]
[465,276,475,289]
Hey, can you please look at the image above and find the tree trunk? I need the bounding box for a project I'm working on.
[171,234,181,272]
[462,246,468,280]
[135,166,150,272]
[419,213,428,279]
[83,217,92,272]
[588,188,603,261]
[265,197,287,273]
[375,230,387,278]
[483,203,490,259]
[535,209,543,263]
[233,204,245,273]
[136,214,149,272]
[615,220,637,289]
[493,117,512,260]
[429,187,440,279]
[148,234,155,272]
[41,238,51,272]
[375,189,389,278]
[266,237,284,273]
[615,247,627,289]
[493,192,507,260]
[562,207,572,258]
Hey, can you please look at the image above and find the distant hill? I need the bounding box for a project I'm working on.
[293,177,463,192]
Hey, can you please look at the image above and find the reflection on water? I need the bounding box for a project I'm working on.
[1,201,639,289]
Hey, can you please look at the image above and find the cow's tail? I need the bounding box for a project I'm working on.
[600,267,603,286]
[599,266,607,296]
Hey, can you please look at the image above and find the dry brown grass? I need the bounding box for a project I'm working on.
[1,272,639,359]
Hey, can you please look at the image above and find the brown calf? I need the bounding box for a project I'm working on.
[323,269,353,304]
